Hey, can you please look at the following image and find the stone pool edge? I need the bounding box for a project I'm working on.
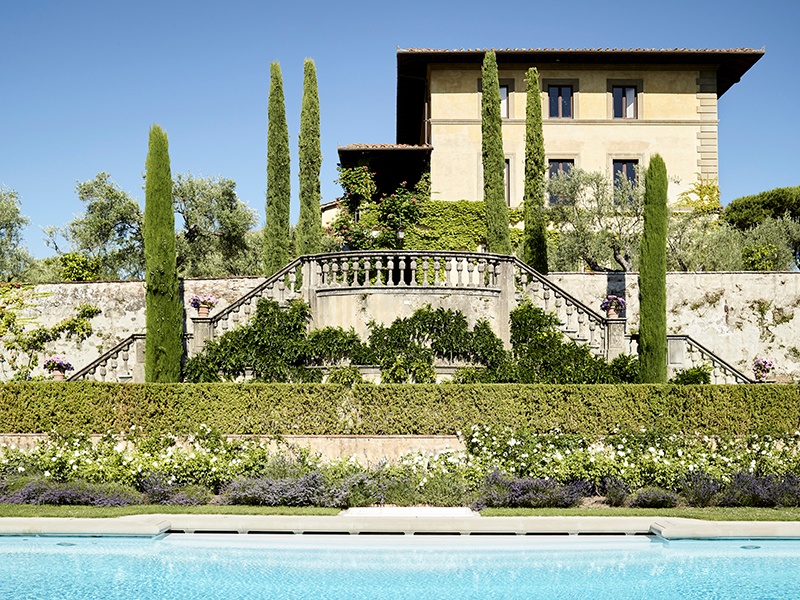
[2,513,800,540]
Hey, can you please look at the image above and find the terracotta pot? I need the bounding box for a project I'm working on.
[52,369,65,381]
[606,308,619,319]
[197,305,210,318]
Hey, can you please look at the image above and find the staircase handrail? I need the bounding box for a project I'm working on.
[69,333,145,381]
[209,258,303,327]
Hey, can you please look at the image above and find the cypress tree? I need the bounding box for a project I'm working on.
[264,61,291,275]
[297,58,323,256]
[638,154,669,383]
[481,51,511,254]
[522,67,548,272]
[144,125,182,383]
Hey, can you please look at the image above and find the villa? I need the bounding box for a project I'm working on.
[334,47,763,212]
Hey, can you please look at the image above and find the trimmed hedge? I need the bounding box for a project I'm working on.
[1,382,799,436]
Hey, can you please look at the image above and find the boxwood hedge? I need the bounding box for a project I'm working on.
[0,382,798,436]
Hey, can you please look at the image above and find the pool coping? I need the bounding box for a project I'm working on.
[2,513,800,540]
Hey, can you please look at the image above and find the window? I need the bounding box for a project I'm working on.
[504,158,511,206]
[612,160,637,184]
[500,85,510,118]
[478,79,514,119]
[548,159,574,179]
[613,159,638,203]
[548,159,574,205]
[612,86,637,119]
[548,85,573,118]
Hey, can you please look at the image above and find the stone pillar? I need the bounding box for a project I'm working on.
[605,317,627,360]
[496,258,515,349]
[302,257,318,328]
[190,317,213,357]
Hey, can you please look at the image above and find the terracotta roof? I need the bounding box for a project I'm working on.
[398,47,763,55]
[338,143,432,150]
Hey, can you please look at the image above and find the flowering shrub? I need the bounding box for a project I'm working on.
[3,424,800,509]
[600,295,626,312]
[189,295,219,310]
[752,357,775,381]
[42,356,73,372]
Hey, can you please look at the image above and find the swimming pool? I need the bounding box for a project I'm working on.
[1,534,798,599]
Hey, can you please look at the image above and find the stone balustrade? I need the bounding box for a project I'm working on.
[70,334,145,382]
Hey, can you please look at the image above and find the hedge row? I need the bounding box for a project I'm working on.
[0,382,798,436]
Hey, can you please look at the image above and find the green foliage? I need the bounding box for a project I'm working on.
[548,168,644,272]
[144,125,182,383]
[638,155,668,383]
[297,58,323,256]
[522,67,548,272]
[0,289,100,381]
[481,51,511,254]
[0,186,34,281]
[173,174,258,277]
[184,299,321,383]
[45,173,145,280]
[506,301,625,384]
[722,185,800,230]
[265,61,291,276]
[327,168,426,250]
[59,252,103,282]
[405,200,486,251]
[670,364,712,385]
[2,382,799,436]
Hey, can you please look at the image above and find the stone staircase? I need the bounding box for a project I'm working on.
[70,251,752,384]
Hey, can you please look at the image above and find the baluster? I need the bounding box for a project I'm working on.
[477,259,486,287]
[421,257,430,286]
[375,259,384,286]
[542,289,551,312]
[433,257,441,285]
[564,304,576,333]
[288,269,297,294]
[466,260,475,287]
[409,258,417,286]
[342,260,350,287]
[398,256,407,286]
[387,257,395,286]
[455,257,464,286]
[363,259,371,285]
[576,313,587,342]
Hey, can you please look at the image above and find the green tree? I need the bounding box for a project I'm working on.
[481,51,511,254]
[522,67,548,272]
[548,168,644,271]
[173,174,258,277]
[264,61,291,275]
[722,185,800,230]
[45,172,144,280]
[297,58,323,256]
[638,154,668,383]
[0,186,34,281]
[144,125,182,383]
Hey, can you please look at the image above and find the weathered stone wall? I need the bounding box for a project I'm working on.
[6,277,265,381]
[550,271,800,382]
[7,271,800,382]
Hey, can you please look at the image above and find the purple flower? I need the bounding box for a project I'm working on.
[600,295,626,311]
[189,294,220,310]
[43,355,73,372]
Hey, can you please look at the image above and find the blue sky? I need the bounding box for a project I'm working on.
[1,0,797,258]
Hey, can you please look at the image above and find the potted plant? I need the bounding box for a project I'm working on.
[189,294,220,318]
[752,357,775,382]
[600,295,626,318]
[43,355,74,381]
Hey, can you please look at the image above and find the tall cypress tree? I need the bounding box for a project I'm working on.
[144,125,182,383]
[638,154,669,383]
[297,58,323,256]
[264,61,291,275]
[522,67,548,272]
[481,51,511,255]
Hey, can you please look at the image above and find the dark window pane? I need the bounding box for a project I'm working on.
[613,87,623,118]
[549,88,559,118]
[561,87,572,118]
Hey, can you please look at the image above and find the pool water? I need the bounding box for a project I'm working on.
[1,534,799,599]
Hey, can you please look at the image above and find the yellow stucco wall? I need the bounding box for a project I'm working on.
[428,64,717,206]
